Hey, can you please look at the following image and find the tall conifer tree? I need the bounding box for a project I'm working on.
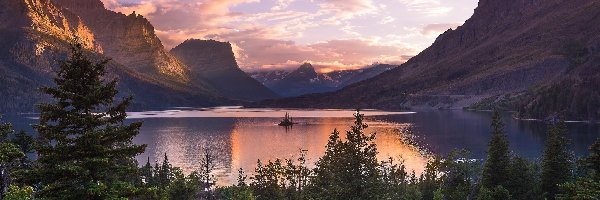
[310,110,380,199]
[540,122,573,199]
[585,138,600,181]
[33,43,146,199]
[481,111,511,188]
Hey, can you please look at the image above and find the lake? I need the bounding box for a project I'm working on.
[4,107,600,185]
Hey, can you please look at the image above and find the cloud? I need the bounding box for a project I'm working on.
[324,0,378,23]
[104,0,158,16]
[420,23,462,36]
[99,0,476,72]
[399,0,453,16]
[380,16,395,24]
[231,38,413,72]
[271,0,295,11]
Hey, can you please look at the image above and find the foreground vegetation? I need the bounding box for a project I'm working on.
[0,44,598,199]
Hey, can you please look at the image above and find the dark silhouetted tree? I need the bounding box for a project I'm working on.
[540,122,573,199]
[439,149,481,200]
[584,137,600,181]
[482,111,511,188]
[420,156,442,200]
[0,119,26,197]
[33,43,146,199]
[506,156,538,200]
[310,110,381,200]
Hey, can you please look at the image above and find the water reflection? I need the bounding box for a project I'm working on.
[136,116,428,186]
[372,110,600,158]
[3,108,599,186]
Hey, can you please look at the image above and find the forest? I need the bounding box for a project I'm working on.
[0,45,598,199]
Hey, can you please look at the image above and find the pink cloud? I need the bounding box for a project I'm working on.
[399,0,453,16]
[228,38,412,72]
[97,0,472,72]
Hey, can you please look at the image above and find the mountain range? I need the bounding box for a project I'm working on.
[250,63,395,97]
[2,0,599,121]
[0,0,275,112]
[256,0,600,120]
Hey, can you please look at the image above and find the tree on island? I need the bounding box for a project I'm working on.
[32,43,146,199]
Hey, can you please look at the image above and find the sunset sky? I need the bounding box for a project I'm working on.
[100,0,478,72]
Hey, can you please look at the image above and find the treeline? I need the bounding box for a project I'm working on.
[0,44,598,199]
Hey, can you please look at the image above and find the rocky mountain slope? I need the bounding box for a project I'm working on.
[257,0,600,120]
[250,63,395,97]
[0,0,270,112]
[170,39,278,101]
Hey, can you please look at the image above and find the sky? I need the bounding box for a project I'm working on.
[100,0,479,72]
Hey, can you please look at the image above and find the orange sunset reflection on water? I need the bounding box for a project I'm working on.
[132,107,428,186]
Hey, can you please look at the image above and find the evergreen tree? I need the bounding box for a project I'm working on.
[420,156,442,200]
[541,122,573,199]
[0,119,26,197]
[250,159,285,200]
[310,110,380,200]
[477,185,511,200]
[481,110,511,188]
[440,149,480,200]
[33,43,146,199]
[506,156,537,200]
[7,130,35,191]
[584,137,600,181]
[140,157,154,185]
[10,130,34,167]
[556,136,600,199]
[156,153,172,188]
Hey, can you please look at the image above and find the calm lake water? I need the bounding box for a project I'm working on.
[4,107,600,185]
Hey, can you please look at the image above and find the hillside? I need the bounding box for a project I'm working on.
[256,0,600,120]
[0,0,269,112]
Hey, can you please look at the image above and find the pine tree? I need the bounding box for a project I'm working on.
[420,156,442,200]
[584,137,600,181]
[140,157,153,185]
[0,119,26,197]
[481,111,511,188]
[156,153,172,188]
[10,130,34,167]
[440,149,480,200]
[310,110,381,200]
[540,122,573,199]
[33,43,146,199]
[506,156,537,200]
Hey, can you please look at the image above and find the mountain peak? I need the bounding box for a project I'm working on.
[299,62,313,69]
[176,39,233,52]
[170,39,279,101]
[257,0,600,120]
[294,63,317,75]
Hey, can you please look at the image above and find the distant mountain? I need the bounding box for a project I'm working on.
[250,63,395,97]
[256,0,600,120]
[250,70,290,87]
[170,39,278,101]
[0,0,271,112]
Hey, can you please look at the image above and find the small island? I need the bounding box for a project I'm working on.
[278,112,298,126]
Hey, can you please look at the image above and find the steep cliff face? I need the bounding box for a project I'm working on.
[257,0,600,120]
[0,0,228,112]
[51,0,188,81]
[170,39,278,101]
